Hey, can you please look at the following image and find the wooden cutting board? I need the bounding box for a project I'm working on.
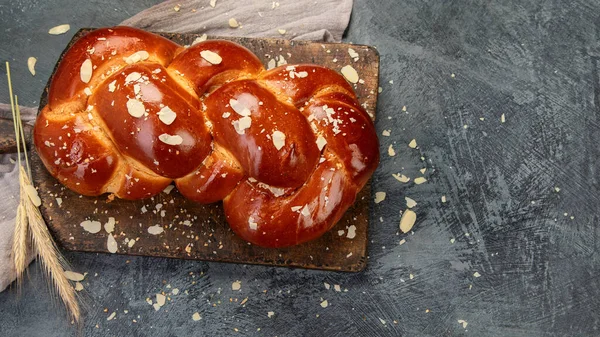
[17,29,380,272]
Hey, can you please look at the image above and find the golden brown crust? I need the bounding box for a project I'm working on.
[33,26,380,247]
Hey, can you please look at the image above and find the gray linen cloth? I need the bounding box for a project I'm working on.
[0,0,353,292]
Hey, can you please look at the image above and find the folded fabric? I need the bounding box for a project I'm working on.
[0,0,354,292]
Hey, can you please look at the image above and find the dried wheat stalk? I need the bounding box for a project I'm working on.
[6,61,81,323]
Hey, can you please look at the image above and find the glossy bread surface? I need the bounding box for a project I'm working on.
[34,26,379,247]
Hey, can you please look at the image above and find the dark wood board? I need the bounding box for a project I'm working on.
[27,28,380,272]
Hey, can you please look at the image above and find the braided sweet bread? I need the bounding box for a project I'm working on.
[34,27,379,248]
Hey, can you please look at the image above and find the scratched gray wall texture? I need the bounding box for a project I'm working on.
[1,0,599,336]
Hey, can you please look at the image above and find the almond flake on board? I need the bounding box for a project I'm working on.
[232,280,242,291]
[147,225,164,235]
[104,217,116,233]
[408,139,417,148]
[192,34,208,45]
[81,220,101,233]
[210,0,217,7]
[107,235,118,253]
[341,65,359,83]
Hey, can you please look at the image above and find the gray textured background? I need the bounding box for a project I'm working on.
[1,0,600,336]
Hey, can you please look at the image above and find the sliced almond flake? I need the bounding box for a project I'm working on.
[210,0,217,7]
[163,185,175,194]
[148,225,164,235]
[248,217,258,230]
[420,168,427,174]
[387,144,396,157]
[48,24,70,35]
[84,87,92,96]
[157,106,177,125]
[333,285,341,292]
[441,195,447,203]
[200,50,223,65]
[108,80,117,92]
[374,192,386,204]
[272,130,286,150]
[229,18,239,28]
[473,272,481,278]
[126,98,145,118]
[233,116,252,134]
[324,282,331,290]
[128,239,136,248]
[173,4,181,11]
[123,50,149,64]
[104,217,116,233]
[278,29,286,35]
[320,300,328,308]
[458,320,468,329]
[501,113,506,123]
[379,318,387,325]
[25,185,41,206]
[192,312,201,321]
[229,99,251,116]
[27,57,37,76]
[222,112,231,118]
[159,133,183,145]
[316,135,327,151]
[409,274,414,280]
[75,282,84,291]
[382,130,391,136]
[295,71,308,78]
[267,311,275,318]
[232,280,242,291]
[340,65,359,83]
[156,293,166,306]
[291,206,302,212]
[267,58,276,70]
[399,239,406,245]
[348,48,359,60]
[301,205,311,217]
[125,72,142,84]
[399,209,416,233]
[80,59,93,83]
[392,173,410,183]
[276,55,287,67]
[405,197,417,208]
[64,271,85,282]
[56,197,63,207]
[408,139,417,148]
[338,230,345,236]
[107,235,118,253]
[80,220,101,233]
[107,312,116,321]
[414,177,427,185]
[192,34,208,45]
[346,225,357,239]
